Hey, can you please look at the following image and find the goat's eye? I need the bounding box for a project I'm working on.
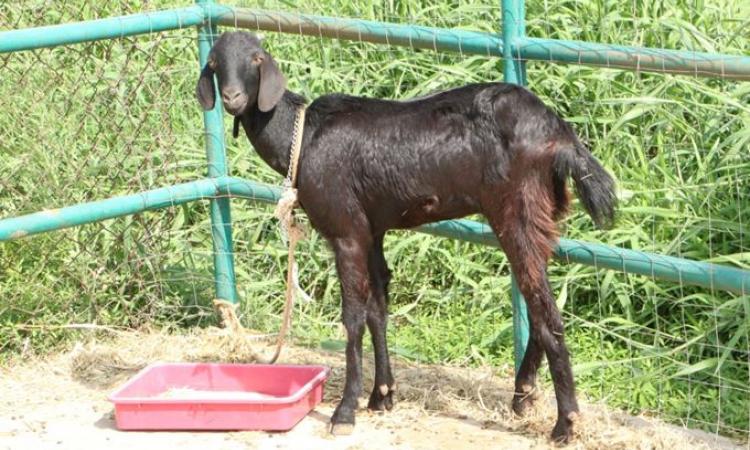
[251,54,264,65]
[208,56,217,70]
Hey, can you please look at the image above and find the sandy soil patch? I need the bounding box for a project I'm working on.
[0,329,741,450]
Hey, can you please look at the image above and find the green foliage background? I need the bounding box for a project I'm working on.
[1,0,748,440]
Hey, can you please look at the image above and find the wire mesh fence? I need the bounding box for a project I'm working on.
[0,1,217,342]
[0,0,748,443]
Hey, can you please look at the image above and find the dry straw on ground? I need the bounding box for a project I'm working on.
[27,328,739,449]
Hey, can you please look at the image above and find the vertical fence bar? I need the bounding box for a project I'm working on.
[197,0,238,303]
[501,0,530,371]
[510,275,529,370]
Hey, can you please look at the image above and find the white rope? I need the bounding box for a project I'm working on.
[261,106,308,364]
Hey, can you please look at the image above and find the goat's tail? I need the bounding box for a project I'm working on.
[553,140,617,229]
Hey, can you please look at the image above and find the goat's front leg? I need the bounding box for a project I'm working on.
[330,235,372,435]
[366,234,394,412]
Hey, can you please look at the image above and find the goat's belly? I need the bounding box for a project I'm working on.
[392,195,479,229]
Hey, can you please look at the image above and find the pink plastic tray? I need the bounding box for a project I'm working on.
[108,362,329,431]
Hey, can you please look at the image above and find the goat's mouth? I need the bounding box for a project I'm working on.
[223,101,247,116]
[222,94,249,116]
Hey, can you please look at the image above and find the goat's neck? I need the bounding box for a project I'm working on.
[239,90,306,177]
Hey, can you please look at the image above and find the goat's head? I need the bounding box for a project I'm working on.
[195,31,287,115]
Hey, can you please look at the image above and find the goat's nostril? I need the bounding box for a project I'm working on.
[222,90,242,102]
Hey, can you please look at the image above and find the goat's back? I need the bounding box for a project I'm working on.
[297,83,580,235]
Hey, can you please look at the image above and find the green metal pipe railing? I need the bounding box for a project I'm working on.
[206,6,750,81]
[208,6,504,57]
[1,6,748,71]
[416,220,750,295]
[516,37,750,81]
[0,178,225,241]
[197,0,238,304]
[0,6,204,53]
[224,178,750,295]
[3,176,748,296]
[5,6,746,80]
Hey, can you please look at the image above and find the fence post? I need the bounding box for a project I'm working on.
[197,0,238,304]
[501,0,530,372]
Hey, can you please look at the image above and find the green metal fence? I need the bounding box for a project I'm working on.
[0,0,748,435]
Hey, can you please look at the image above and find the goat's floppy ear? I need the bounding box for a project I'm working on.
[257,52,286,112]
[196,64,216,111]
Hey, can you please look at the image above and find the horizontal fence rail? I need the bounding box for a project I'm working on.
[207,6,750,81]
[2,177,748,295]
[2,6,749,80]
[0,6,204,53]
[0,178,229,240]
[223,179,750,296]
[210,6,504,57]
[517,37,750,80]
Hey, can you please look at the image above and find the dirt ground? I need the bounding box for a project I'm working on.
[0,329,743,450]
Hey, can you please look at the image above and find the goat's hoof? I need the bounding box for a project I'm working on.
[330,423,355,436]
[330,404,356,435]
[550,411,578,445]
[511,384,540,417]
[367,385,394,412]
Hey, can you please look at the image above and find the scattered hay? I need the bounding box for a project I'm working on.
[69,344,144,388]
[36,329,741,449]
[68,327,271,388]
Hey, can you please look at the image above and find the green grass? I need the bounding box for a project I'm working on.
[1,0,749,441]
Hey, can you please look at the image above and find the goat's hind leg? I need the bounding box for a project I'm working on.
[366,234,395,412]
[483,187,579,443]
[512,326,544,416]
[521,271,579,443]
[505,243,579,442]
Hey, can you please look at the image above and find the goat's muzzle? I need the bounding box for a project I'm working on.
[221,88,248,115]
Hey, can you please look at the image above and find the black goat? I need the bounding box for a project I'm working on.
[196,31,616,443]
